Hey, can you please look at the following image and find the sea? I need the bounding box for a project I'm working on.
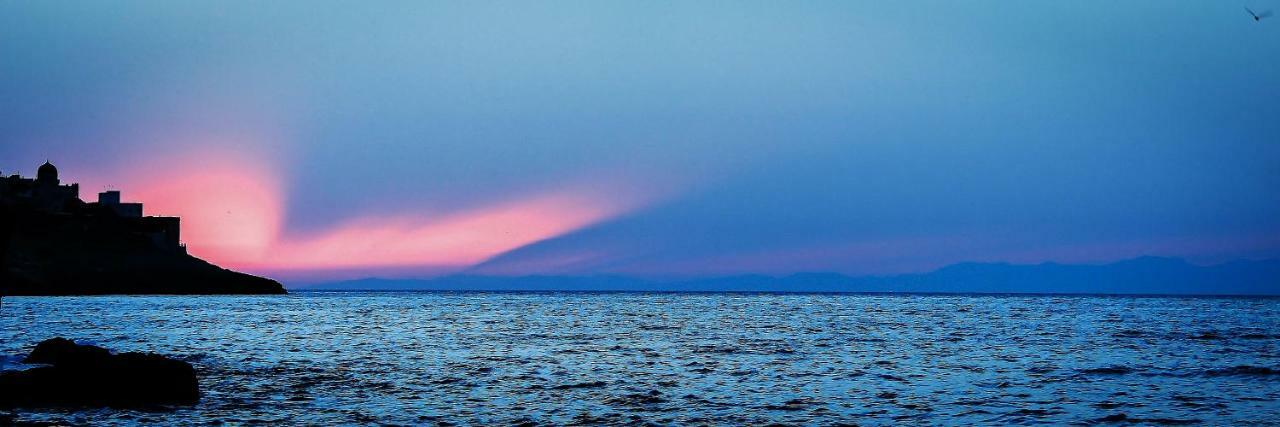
[2,292,1278,425]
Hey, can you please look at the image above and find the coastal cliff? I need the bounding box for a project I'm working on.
[0,163,285,295]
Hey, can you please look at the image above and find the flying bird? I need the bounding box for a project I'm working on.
[1246,7,1273,21]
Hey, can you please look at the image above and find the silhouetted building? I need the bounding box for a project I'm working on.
[97,190,143,218]
[37,161,59,184]
[0,161,82,212]
[0,161,182,253]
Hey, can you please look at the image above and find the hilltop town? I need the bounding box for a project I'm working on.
[0,162,284,295]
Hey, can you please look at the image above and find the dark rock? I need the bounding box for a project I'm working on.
[23,337,111,365]
[0,338,199,408]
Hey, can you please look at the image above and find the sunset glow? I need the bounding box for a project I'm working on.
[112,149,647,277]
[8,1,1278,282]
[124,150,285,266]
[260,192,633,271]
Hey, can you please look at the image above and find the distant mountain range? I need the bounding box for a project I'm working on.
[301,256,1280,296]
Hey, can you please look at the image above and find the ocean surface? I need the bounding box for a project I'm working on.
[2,292,1278,425]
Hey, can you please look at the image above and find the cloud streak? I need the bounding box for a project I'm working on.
[100,147,655,280]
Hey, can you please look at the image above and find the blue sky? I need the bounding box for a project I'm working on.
[2,1,1278,278]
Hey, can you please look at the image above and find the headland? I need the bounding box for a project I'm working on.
[0,161,285,295]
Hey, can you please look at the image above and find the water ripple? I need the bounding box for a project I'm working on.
[1,293,1278,425]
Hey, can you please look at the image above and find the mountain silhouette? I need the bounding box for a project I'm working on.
[306,256,1280,295]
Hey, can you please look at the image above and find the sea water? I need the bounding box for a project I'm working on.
[1,292,1278,425]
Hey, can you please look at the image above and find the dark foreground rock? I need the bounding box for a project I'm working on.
[0,338,199,408]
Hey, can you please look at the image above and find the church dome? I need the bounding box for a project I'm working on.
[37,161,58,182]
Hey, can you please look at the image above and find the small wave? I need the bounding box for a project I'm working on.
[690,345,740,354]
[1188,332,1223,340]
[604,390,666,406]
[1203,365,1280,376]
[550,380,608,390]
[950,398,992,406]
[1026,365,1056,374]
[1009,408,1061,417]
[1239,333,1276,340]
[1092,401,1127,409]
[761,397,820,411]
[431,376,466,384]
[1080,366,1134,375]
[638,325,679,331]
[1090,413,1199,425]
[878,374,909,383]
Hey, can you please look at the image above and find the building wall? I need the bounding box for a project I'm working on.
[4,170,182,252]
[108,203,143,218]
[137,216,182,251]
[98,191,121,205]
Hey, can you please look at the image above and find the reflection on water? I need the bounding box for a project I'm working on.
[2,292,1278,425]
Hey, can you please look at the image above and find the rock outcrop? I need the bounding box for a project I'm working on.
[0,338,200,408]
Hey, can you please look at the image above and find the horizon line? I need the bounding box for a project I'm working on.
[289,255,1280,286]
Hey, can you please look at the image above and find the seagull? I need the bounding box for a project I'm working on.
[1246,6,1273,21]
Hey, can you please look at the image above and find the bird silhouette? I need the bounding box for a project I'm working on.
[1246,6,1273,21]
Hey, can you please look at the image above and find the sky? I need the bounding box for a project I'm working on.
[3,1,1279,281]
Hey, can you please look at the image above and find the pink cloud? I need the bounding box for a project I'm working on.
[99,147,652,278]
[254,190,637,271]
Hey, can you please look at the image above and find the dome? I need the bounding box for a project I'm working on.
[37,161,58,182]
